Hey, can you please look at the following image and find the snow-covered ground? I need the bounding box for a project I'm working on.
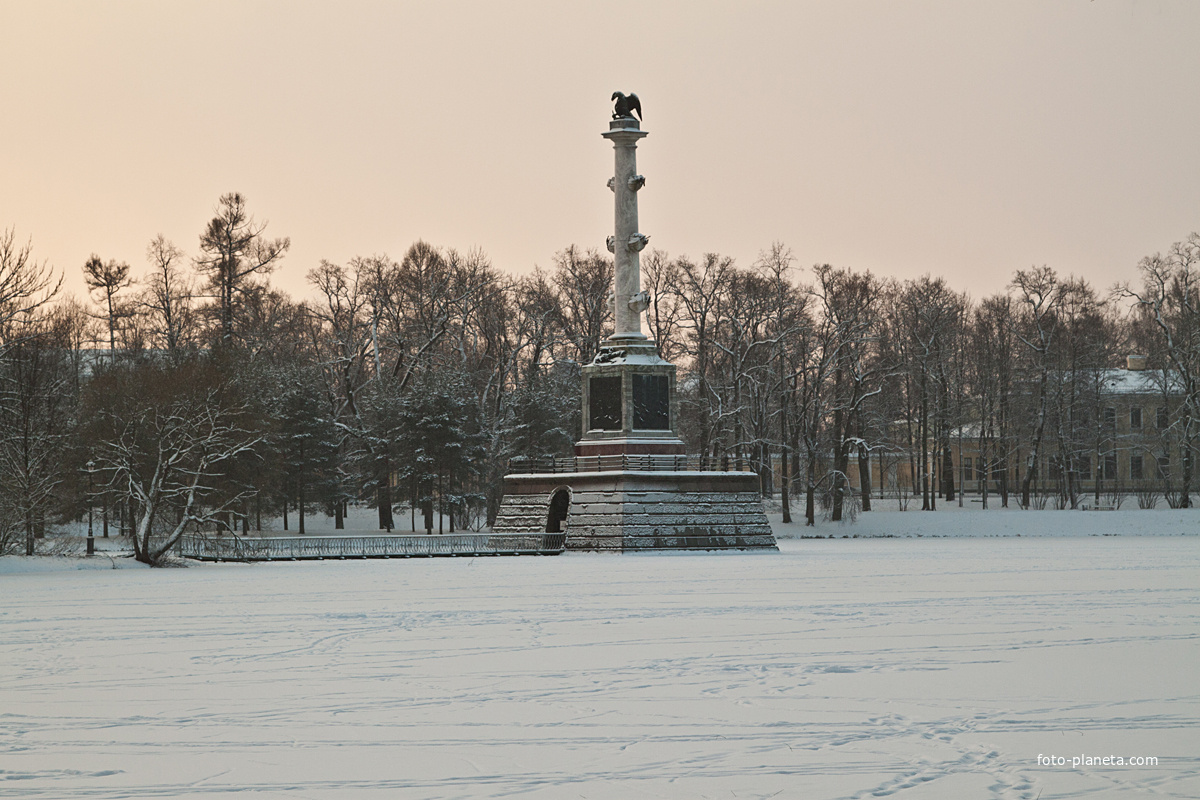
[772,500,1200,539]
[2,520,1197,798]
[30,495,1200,551]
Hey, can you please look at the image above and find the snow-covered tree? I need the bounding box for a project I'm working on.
[82,359,264,565]
[1121,232,1200,507]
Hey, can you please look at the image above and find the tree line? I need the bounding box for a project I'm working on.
[2,193,1198,562]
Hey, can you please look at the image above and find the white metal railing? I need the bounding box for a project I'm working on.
[180,533,566,561]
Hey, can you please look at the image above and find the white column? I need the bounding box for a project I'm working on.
[602,120,649,341]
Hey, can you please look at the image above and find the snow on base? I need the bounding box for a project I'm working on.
[1,537,1197,798]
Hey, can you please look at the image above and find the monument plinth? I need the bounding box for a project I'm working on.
[492,94,777,552]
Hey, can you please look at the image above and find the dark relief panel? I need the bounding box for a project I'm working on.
[589,376,623,430]
[632,374,670,430]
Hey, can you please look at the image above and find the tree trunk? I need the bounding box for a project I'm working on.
[920,380,930,510]
[831,367,847,522]
[942,444,955,502]
[422,476,433,533]
[877,448,886,506]
[831,434,847,523]
[780,444,791,524]
[805,450,817,527]
[378,455,394,531]
[857,413,871,512]
[780,370,792,524]
[733,378,744,470]
[1183,425,1194,508]
[1001,449,1012,508]
[1021,367,1050,508]
[979,430,990,510]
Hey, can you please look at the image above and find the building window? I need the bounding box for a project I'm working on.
[1103,453,1118,481]
[1157,406,1169,429]
[1130,454,1144,481]
[1103,407,1117,430]
[1130,407,1143,429]
[963,457,973,481]
[1079,456,1092,479]
[1157,455,1171,479]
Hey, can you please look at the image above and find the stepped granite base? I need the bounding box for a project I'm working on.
[493,470,778,552]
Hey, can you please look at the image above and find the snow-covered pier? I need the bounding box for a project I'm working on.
[179,533,565,562]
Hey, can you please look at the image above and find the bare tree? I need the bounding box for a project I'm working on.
[306,259,374,529]
[756,243,803,522]
[83,360,264,565]
[551,245,613,365]
[792,268,841,525]
[512,267,563,387]
[1011,266,1062,508]
[812,264,887,520]
[141,235,196,356]
[0,228,61,340]
[642,249,684,363]
[897,276,964,511]
[82,255,132,362]
[967,295,1016,508]
[673,253,735,460]
[0,318,74,555]
[195,193,290,343]
[0,231,65,555]
[1120,232,1200,507]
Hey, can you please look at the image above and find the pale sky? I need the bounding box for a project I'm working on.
[3,0,1198,305]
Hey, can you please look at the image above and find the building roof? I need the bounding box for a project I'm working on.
[1096,368,1180,396]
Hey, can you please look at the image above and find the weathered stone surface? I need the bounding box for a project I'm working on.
[492,470,778,553]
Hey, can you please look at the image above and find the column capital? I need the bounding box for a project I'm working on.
[602,118,649,144]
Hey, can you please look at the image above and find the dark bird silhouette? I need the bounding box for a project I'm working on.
[611,92,642,121]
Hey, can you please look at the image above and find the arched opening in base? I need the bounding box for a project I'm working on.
[546,488,571,533]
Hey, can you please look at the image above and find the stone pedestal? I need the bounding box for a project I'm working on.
[494,470,777,552]
[577,339,685,457]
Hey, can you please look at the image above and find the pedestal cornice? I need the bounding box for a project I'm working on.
[603,117,649,142]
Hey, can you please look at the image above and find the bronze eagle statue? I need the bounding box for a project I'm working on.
[611,91,642,121]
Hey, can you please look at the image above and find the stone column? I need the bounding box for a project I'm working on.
[602,118,649,342]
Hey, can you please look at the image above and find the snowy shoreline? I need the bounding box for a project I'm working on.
[3,504,1196,574]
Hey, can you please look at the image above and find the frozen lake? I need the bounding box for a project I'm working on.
[2,536,1197,799]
